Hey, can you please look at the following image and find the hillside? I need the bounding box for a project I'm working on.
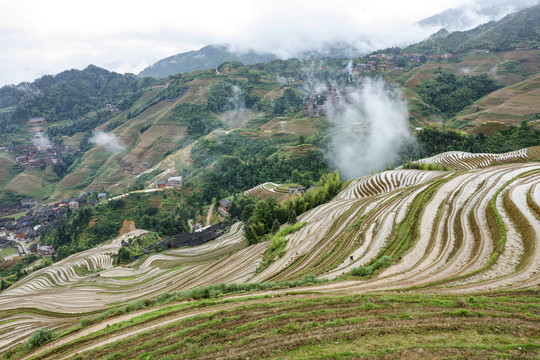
[138,45,276,78]
[1,147,539,358]
[407,5,540,54]
[417,0,540,31]
[453,72,540,131]
[392,47,540,132]
[1,47,540,202]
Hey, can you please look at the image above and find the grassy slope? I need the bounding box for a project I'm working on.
[17,291,540,360]
[0,154,16,190]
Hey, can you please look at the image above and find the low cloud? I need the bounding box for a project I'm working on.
[325,78,414,179]
[220,85,263,128]
[32,133,52,150]
[89,131,125,153]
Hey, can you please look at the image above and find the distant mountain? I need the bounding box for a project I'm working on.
[138,45,277,78]
[418,0,540,31]
[297,41,368,59]
[406,5,540,54]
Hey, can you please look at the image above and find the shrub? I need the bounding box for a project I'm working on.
[350,256,393,277]
[26,328,54,350]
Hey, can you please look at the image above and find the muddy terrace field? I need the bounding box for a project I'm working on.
[1,147,540,359]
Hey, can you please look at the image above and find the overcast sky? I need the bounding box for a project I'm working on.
[0,0,504,86]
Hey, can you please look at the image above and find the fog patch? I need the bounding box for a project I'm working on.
[32,134,52,151]
[220,85,262,128]
[325,78,413,179]
[90,131,125,153]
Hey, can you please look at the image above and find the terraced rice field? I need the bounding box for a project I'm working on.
[414,147,532,170]
[243,182,291,200]
[2,147,540,357]
[0,223,264,352]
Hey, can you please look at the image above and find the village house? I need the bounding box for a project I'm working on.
[16,156,28,164]
[152,82,170,89]
[353,64,374,75]
[218,199,232,216]
[27,117,46,134]
[37,244,55,256]
[98,193,107,201]
[167,176,183,188]
[156,180,167,189]
[20,199,37,207]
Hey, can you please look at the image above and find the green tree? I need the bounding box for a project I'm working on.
[288,209,297,224]
[271,219,281,234]
[117,247,132,264]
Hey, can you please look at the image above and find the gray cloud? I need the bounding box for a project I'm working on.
[2,0,536,86]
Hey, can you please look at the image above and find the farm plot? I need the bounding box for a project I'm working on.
[244,182,289,200]
[413,147,531,170]
[3,147,540,355]
[0,223,266,352]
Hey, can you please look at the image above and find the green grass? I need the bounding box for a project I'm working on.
[0,247,18,258]
[5,212,26,220]
[19,291,540,360]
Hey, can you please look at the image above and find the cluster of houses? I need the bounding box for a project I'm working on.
[302,87,345,117]
[0,193,92,254]
[155,176,183,189]
[347,52,454,75]
[28,243,55,256]
[2,116,74,169]
[6,143,71,168]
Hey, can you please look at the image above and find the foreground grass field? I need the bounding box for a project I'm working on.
[8,290,539,360]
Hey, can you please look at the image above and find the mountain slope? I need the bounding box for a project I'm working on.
[452,72,540,131]
[408,5,540,54]
[138,45,276,78]
[417,0,540,31]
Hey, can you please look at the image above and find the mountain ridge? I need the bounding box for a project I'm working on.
[138,44,276,78]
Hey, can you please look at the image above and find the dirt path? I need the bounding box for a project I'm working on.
[206,204,214,226]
